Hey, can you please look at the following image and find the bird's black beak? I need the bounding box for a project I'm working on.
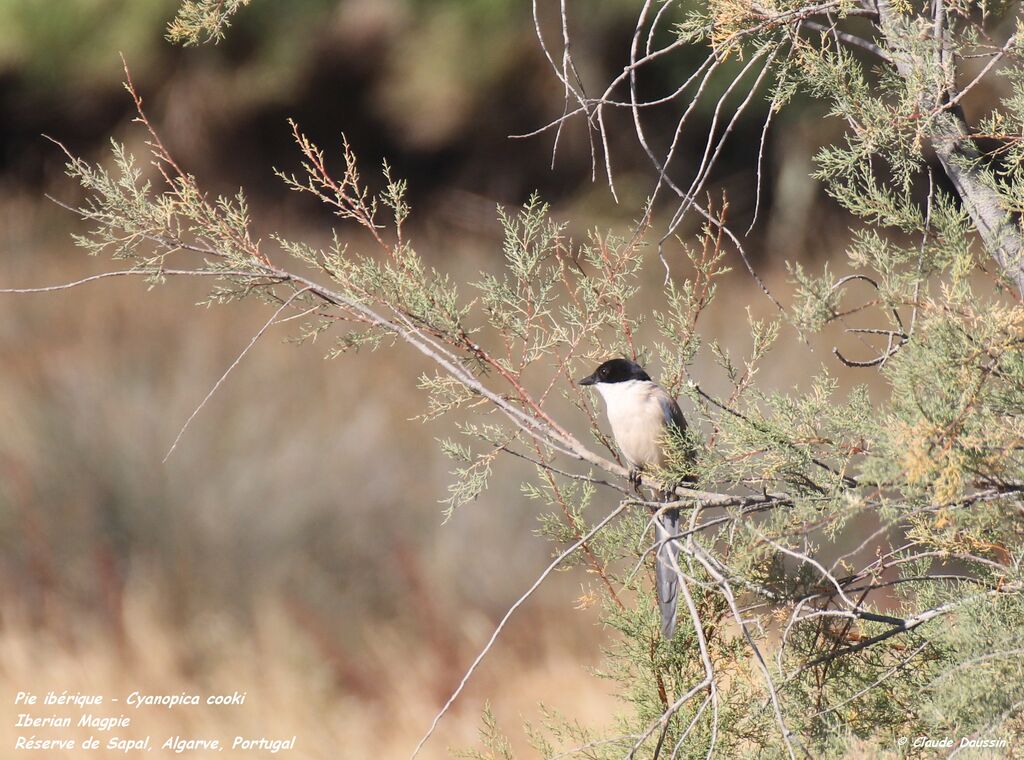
[578,373,596,386]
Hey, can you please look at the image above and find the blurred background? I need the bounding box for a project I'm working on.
[0,0,999,756]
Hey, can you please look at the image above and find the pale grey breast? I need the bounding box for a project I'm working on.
[597,380,678,469]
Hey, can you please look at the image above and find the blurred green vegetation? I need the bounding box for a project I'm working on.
[0,1,175,89]
[0,0,799,226]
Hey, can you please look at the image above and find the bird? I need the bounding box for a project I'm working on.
[578,357,691,638]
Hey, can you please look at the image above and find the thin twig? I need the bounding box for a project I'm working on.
[163,286,311,461]
[408,502,628,760]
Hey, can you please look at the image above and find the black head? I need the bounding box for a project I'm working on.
[578,358,651,386]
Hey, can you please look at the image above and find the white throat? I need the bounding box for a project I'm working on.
[593,379,651,410]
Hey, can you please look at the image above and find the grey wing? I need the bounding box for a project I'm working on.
[654,386,687,435]
[665,395,687,435]
[656,386,696,479]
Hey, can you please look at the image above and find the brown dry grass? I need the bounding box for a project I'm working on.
[0,589,619,759]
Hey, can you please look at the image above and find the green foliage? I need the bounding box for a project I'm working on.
[0,0,173,88]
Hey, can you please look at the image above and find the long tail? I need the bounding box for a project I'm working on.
[655,506,681,639]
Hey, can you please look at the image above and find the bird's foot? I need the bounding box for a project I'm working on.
[628,467,643,493]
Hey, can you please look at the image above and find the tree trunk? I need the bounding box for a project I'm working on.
[874,2,1024,295]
